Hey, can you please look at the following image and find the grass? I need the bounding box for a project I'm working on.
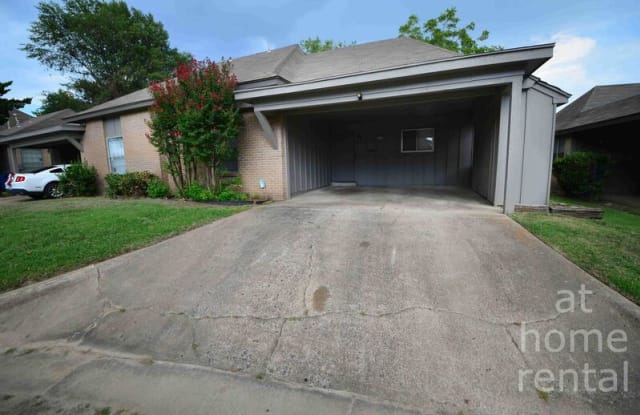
[513,196,640,303]
[0,197,246,292]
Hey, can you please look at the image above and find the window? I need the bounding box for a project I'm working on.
[401,128,435,153]
[107,137,126,174]
[104,118,125,174]
[21,148,44,171]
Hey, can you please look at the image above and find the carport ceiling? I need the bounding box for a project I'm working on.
[289,89,497,122]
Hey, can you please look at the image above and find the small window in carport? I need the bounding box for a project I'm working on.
[401,128,435,153]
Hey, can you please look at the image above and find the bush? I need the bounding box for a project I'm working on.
[215,189,248,201]
[553,152,609,200]
[180,183,215,201]
[105,171,157,198]
[146,178,171,198]
[179,182,248,202]
[59,162,98,196]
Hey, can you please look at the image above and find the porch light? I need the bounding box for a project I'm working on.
[259,179,266,189]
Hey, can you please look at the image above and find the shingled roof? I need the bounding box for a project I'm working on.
[67,38,563,122]
[66,38,463,121]
[556,83,640,133]
[0,109,84,142]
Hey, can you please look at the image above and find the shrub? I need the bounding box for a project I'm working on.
[146,177,171,198]
[553,152,609,200]
[179,182,248,202]
[180,183,215,201]
[105,171,157,198]
[215,189,248,201]
[58,162,98,196]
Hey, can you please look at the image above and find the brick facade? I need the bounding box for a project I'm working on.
[237,112,288,200]
[82,111,163,192]
[120,112,163,178]
[81,110,290,200]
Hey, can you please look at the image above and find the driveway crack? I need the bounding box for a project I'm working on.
[265,318,286,372]
[302,242,315,314]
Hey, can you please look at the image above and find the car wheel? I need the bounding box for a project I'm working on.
[44,182,63,199]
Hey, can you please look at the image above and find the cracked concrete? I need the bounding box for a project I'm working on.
[1,186,639,414]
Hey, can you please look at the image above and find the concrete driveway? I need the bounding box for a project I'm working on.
[1,187,638,414]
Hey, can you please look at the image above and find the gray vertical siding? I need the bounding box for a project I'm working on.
[471,98,500,203]
[286,118,331,195]
[520,88,555,205]
[341,116,473,187]
[287,111,477,192]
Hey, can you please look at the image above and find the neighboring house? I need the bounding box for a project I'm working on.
[0,109,84,174]
[555,83,640,195]
[0,110,38,172]
[65,37,569,213]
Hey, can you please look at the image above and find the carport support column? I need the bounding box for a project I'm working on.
[254,110,278,150]
[7,146,17,172]
[503,77,525,214]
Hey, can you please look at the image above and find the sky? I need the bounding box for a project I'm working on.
[1,0,639,114]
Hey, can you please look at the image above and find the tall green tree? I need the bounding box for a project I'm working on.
[0,81,32,125]
[22,0,190,104]
[34,89,89,116]
[300,37,356,54]
[399,7,502,55]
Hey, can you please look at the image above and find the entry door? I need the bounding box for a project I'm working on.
[331,135,355,182]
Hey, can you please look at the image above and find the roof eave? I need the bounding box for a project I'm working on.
[556,113,640,134]
[0,124,85,144]
[64,100,153,122]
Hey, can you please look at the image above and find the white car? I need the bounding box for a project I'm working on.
[5,164,69,199]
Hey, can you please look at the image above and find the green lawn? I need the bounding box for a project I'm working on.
[0,197,246,291]
[513,197,640,303]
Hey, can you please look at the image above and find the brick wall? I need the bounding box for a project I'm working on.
[82,110,289,199]
[121,111,162,177]
[82,111,162,192]
[82,120,109,192]
[238,112,288,200]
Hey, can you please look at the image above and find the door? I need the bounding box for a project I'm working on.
[331,135,355,183]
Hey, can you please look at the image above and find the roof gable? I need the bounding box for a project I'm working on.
[285,37,459,83]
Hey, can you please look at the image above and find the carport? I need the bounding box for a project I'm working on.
[234,42,570,213]
[285,91,501,204]
[0,109,84,173]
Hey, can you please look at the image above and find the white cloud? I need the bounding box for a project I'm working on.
[534,33,596,98]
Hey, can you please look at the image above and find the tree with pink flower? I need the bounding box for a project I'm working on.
[147,59,241,193]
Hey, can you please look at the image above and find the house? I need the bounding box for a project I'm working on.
[63,37,568,213]
[0,109,84,173]
[555,83,639,195]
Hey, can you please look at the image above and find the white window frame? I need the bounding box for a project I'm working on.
[400,128,435,153]
[107,137,126,174]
